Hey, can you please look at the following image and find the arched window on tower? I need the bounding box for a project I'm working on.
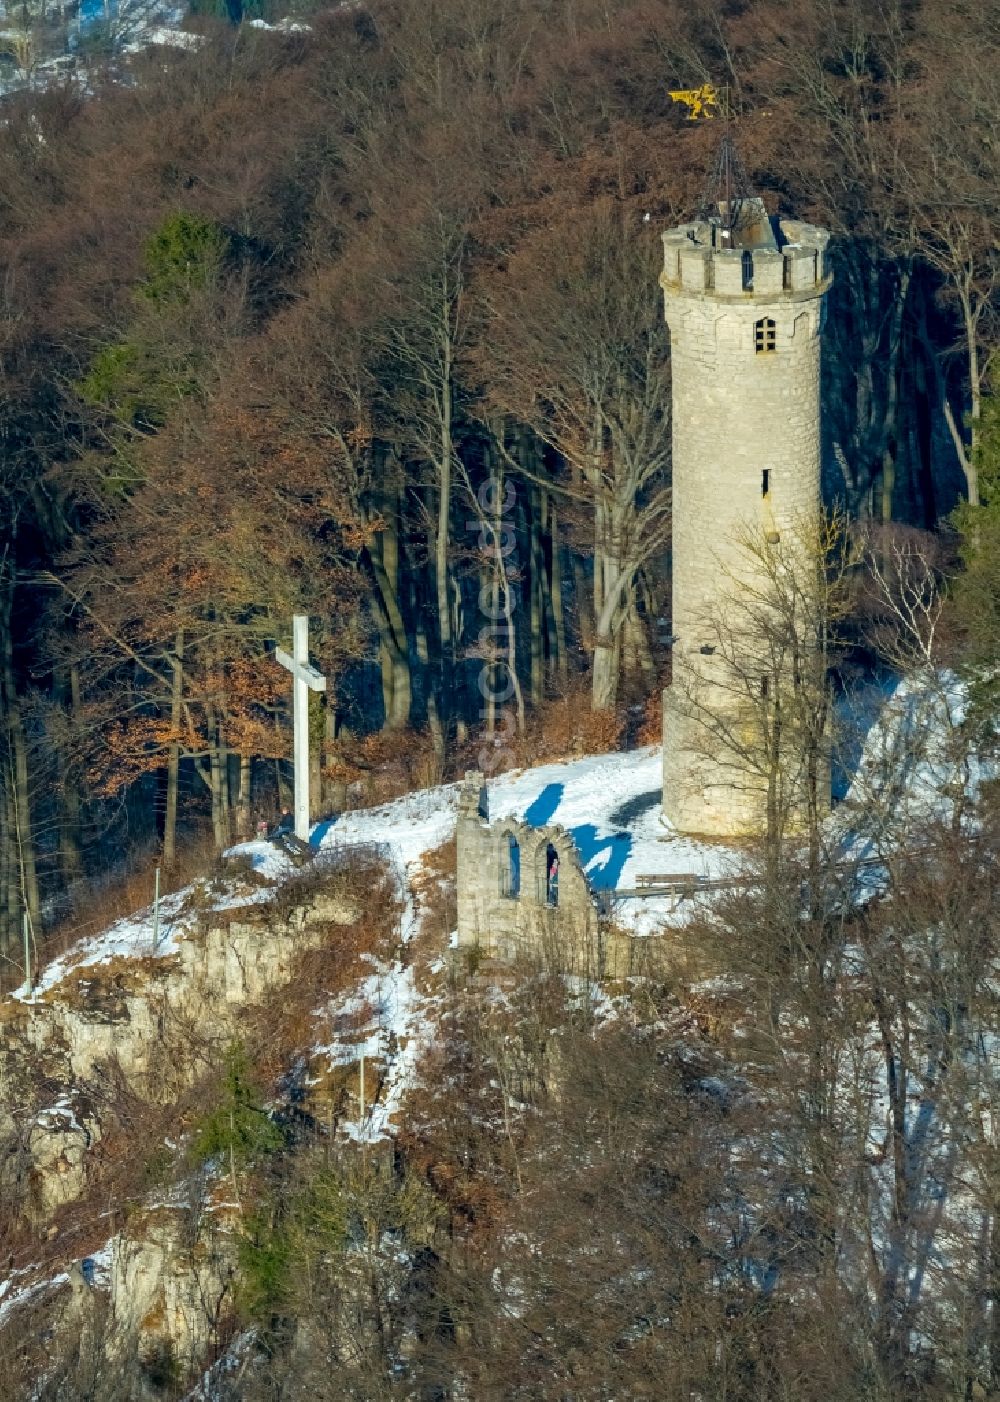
[755,317,777,354]
[501,832,520,899]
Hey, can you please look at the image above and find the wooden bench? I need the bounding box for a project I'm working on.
[634,872,701,891]
[602,873,703,906]
[269,832,316,865]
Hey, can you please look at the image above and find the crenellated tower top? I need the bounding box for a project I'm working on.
[661,200,831,302]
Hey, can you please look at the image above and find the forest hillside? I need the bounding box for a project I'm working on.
[1,0,998,951]
[1,0,1000,1398]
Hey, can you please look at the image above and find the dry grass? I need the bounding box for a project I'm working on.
[636,687,663,746]
[455,682,628,781]
[241,854,402,1087]
[408,838,457,995]
[29,828,223,986]
[325,726,445,809]
[16,677,633,1004]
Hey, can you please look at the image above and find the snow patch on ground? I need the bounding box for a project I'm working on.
[302,785,465,1142]
[13,886,191,1001]
[481,746,738,934]
[4,674,994,1340]
[12,865,287,1002]
[36,1093,87,1137]
[123,22,202,51]
[0,1268,69,1329]
[314,783,461,879]
[313,960,435,1143]
[247,15,311,31]
[839,670,985,849]
[22,670,986,1141]
[185,1330,257,1401]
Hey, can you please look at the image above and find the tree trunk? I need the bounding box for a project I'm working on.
[593,502,605,629]
[571,555,592,652]
[918,283,980,509]
[207,711,231,851]
[590,510,629,710]
[878,265,909,522]
[371,491,412,730]
[235,753,252,838]
[591,636,621,711]
[322,705,346,814]
[378,641,396,732]
[163,631,184,869]
[529,487,544,707]
[480,453,525,736]
[436,323,454,664]
[375,618,412,730]
[415,611,445,759]
[0,769,17,962]
[309,696,322,822]
[484,551,498,734]
[623,587,654,686]
[548,506,568,682]
[500,513,525,736]
[959,280,981,507]
[989,1204,1000,1391]
[57,666,84,888]
[6,691,39,932]
[0,575,40,932]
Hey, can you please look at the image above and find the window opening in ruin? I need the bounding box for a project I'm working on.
[762,468,771,497]
[502,832,521,899]
[742,249,753,291]
[760,675,770,699]
[755,318,776,354]
[545,843,560,907]
[699,644,716,655]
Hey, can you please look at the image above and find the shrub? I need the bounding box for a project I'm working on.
[191,1041,284,1178]
[236,1158,348,1326]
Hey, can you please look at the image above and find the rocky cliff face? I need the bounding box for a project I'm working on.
[0,841,440,1398]
[0,869,359,1223]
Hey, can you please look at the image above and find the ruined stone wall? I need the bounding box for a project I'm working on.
[660,215,832,835]
[455,773,603,974]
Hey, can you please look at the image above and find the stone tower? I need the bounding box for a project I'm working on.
[660,199,832,835]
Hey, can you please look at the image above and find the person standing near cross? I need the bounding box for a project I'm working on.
[275,615,327,843]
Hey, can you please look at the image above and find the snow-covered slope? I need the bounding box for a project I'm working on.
[240,745,735,939]
[26,666,985,1005]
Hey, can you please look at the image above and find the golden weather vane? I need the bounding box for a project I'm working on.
[668,83,720,121]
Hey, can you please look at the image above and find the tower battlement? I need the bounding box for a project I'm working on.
[661,217,831,300]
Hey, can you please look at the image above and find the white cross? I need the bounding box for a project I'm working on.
[275,615,326,842]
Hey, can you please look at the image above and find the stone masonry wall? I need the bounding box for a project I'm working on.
[661,214,833,835]
[455,773,603,974]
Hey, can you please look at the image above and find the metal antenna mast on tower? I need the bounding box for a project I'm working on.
[698,94,756,239]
